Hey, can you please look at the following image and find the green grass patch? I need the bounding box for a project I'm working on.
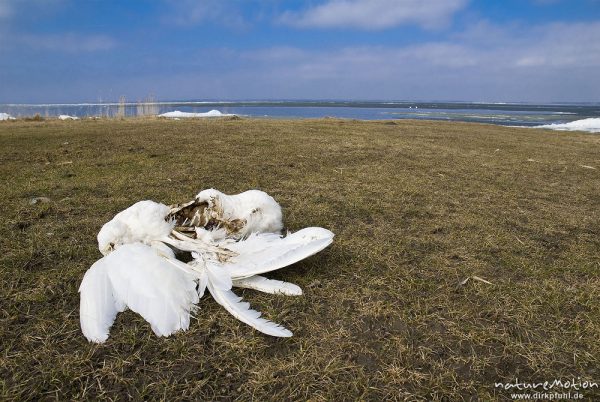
[1,118,599,400]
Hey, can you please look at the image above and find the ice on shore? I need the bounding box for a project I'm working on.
[158,110,235,118]
[535,118,600,133]
[59,115,79,120]
[0,113,15,120]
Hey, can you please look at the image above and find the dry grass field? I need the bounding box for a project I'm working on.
[1,117,599,400]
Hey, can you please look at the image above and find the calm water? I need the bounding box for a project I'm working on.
[1,100,598,127]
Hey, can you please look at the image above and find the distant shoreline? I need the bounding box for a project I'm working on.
[2,113,599,133]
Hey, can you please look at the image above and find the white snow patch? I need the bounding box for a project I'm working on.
[535,118,600,133]
[0,113,15,121]
[158,110,235,118]
[58,115,79,120]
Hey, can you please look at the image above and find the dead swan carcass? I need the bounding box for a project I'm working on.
[168,189,284,242]
[79,189,334,343]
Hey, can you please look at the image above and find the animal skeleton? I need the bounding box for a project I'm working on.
[79,189,334,342]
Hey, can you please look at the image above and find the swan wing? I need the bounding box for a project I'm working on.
[223,227,334,279]
[103,243,199,338]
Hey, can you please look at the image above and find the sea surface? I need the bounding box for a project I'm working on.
[1,100,599,128]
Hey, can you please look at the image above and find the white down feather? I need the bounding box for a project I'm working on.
[220,227,334,279]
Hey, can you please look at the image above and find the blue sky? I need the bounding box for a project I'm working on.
[0,0,599,103]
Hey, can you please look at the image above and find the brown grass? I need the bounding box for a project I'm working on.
[1,117,599,400]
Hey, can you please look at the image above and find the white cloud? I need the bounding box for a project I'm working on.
[279,0,468,30]
[0,2,13,19]
[531,0,562,4]
[0,0,66,20]
[222,20,600,101]
[162,0,248,29]
[0,1,116,53]
[76,20,596,102]
[20,33,116,52]
[3,16,600,103]
[248,21,600,73]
